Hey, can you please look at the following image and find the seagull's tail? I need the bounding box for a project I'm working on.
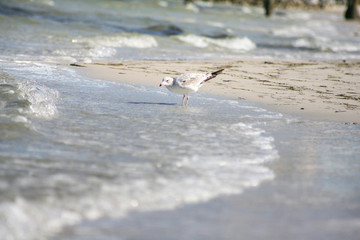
[204,69,224,82]
[212,69,224,76]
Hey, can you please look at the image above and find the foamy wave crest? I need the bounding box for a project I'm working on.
[73,33,158,49]
[272,26,315,38]
[292,37,360,53]
[177,34,256,52]
[0,72,59,121]
[33,0,54,6]
[328,43,360,52]
[19,82,59,119]
[53,47,117,59]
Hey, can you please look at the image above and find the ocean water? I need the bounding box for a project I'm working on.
[1,60,280,239]
[0,0,360,62]
[1,1,360,240]
[1,61,359,240]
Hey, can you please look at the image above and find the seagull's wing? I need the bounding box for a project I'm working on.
[177,73,211,87]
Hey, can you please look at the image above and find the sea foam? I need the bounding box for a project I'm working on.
[177,34,256,52]
[73,33,158,49]
[0,71,59,123]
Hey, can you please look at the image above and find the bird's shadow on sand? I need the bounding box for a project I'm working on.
[127,101,177,106]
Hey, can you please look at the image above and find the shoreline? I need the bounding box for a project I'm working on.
[74,59,360,124]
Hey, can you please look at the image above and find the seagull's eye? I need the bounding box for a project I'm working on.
[166,80,169,82]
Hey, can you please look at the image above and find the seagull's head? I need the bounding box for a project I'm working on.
[159,77,174,87]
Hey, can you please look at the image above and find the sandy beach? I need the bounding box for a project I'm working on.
[75,59,360,124]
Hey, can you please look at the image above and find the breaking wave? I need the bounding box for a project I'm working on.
[177,34,256,52]
[0,71,59,139]
[73,33,158,49]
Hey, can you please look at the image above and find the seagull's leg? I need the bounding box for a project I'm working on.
[186,95,190,106]
[182,94,186,106]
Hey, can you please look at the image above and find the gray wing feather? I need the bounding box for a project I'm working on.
[175,69,224,87]
[178,73,210,86]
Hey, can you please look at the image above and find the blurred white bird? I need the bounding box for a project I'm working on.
[159,69,224,106]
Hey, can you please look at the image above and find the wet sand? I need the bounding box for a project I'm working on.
[74,59,360,123]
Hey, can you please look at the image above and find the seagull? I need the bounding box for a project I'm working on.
[159,69,224,106]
